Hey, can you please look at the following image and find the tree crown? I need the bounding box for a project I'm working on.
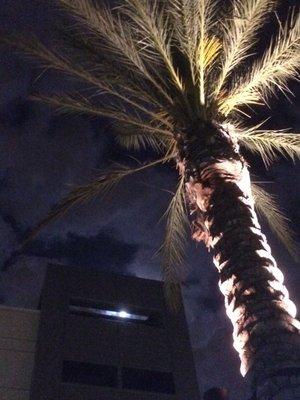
[17,0,300,292]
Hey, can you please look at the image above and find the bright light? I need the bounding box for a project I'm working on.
[69,305,149,321]
[118,310,130,319]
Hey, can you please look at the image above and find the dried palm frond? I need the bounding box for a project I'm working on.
[252,183,299,259]
[236,124,300,166]
[221,11,300,115]
[23,157,172,246]
[215,0,275,97]
[160,174,189,309]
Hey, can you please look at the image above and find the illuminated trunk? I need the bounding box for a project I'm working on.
[179,121,300,399]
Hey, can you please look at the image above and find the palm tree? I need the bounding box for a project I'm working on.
[15,0,300,398]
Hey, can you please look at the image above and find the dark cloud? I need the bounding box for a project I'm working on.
[23,231,139,272]
[1,231,139,308]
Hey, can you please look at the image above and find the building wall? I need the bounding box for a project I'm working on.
[0,267,200,400]
[31,265,200,400]
[0,306,40,400]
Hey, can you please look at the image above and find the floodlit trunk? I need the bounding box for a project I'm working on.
[180,121,300,400]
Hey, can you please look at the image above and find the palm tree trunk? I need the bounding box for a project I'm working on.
[181,122,300,399]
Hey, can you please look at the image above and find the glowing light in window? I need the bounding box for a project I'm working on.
[69,305,148,321]
[118,310,130,319]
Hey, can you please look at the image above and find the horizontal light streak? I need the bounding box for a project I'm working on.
[69,305,149,321]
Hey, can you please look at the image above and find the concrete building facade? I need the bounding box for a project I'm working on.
[0,306,39,400]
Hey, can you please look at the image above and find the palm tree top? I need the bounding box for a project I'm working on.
[17,0,300,287]
[24,1,299,130]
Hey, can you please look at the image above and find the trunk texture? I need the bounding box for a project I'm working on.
[179,121,300,399]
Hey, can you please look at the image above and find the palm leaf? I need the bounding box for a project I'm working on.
[23,157,172,246]
[252,182,299,259]
[216,0,275,97]
[11,1,299,275]
[114,122,174,152]
[160,174,189,309]
[15,36,173,125]
[123,0,184,94]
[170,1,220,83]
[236,123,300,166]
[115,133,162,152]
[221,11,300,115]
[200,36,222,70]
[59,0,147,77]
[169,0,201,73]
[31,93,173,136]
[194,0,219,106]
[59,0,175,108]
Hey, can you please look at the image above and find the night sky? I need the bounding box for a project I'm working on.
[0,1,299,399]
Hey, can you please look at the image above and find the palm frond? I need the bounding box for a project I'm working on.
[169,0,220,98]
[221,11,300,115]
[59,0,144,74]
[194,0,219,106]
[114,121,175,152]
[200,36,222,70]
[59,0,175,108]
[16,36,174,125]
[12,0,299,272]
[31,93,173,136]
[115,133,162,152]
[169,0,200,70]
[252,183,299,259]
[236,123,300,166]
[216,0,275,97]
[160,174,189,309]
[23,157,172,246]
[123,0,184,94]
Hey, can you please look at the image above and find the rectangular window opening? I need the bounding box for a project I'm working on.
[122,367,175,394]
[69,298,163,327]
[62,360,118,388]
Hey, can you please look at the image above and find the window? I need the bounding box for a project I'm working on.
[62,361,118,388]
[69,298,163,327]
[122,367,175,394]
[62,361,175,394]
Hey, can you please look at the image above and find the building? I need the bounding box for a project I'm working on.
[0,305,39,400]
[1,264,200,399]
